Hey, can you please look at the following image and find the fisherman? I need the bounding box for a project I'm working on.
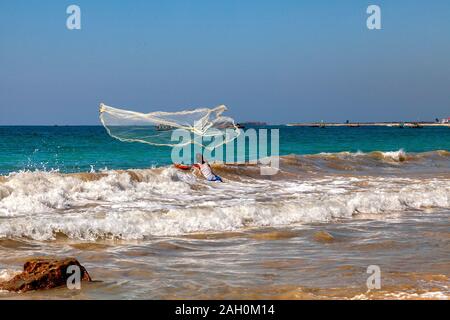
[193,153,223,182]
[175,154,223,182]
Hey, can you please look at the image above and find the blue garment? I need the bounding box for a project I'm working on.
[208,175,223,182]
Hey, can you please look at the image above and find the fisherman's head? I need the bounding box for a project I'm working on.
[196,153,205,164]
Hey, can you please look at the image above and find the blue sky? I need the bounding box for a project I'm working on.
[0,0,449,125]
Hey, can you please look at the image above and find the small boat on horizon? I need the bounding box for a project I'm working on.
[410,122,423,129]
[156,124,174,131]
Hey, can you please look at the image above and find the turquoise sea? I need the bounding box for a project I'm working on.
[0,125,449,174]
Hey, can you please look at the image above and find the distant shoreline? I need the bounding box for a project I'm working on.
[0,122,449,127]
[287,122,450,127]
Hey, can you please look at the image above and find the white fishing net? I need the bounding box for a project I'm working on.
[99,103,241,148]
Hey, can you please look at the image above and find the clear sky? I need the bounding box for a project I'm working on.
[0,0,449,125]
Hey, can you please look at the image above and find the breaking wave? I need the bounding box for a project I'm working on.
[0,150,449,240]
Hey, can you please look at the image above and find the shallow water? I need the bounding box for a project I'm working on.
[0,210,448,299]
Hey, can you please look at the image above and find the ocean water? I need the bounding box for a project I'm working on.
[0,125,449,174]
[0,125,449,299]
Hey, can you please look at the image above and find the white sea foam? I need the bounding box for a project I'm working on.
[0,269,21,282]
[0,269,22,293]
[352,289,449,300]
[316,149,407,161]
[378,149,406,161]
[0,168,449,240]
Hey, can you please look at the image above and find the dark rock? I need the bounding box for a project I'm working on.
[0,257,92,292]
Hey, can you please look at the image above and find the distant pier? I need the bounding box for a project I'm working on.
[286,122,450,128]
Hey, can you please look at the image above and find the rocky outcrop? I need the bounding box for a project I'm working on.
[0,258,92,292]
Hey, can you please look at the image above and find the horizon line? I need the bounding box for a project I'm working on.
[1,120,449,127]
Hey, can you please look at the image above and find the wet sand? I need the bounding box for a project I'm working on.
[1,210,448,300]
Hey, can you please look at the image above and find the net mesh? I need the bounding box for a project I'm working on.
[99,103,241,148]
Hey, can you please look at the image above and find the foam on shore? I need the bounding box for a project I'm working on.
[0,153,449,240]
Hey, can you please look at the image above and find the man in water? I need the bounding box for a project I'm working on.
[178,154,223,182]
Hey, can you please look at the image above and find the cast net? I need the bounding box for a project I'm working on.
[99,103,241,148]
